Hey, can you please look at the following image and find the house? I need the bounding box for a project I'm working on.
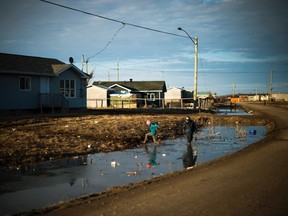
[164,87,194,108]
[87,85,108,108]
[198,91,215,109]
[89,80,167,108]
[0,53,90,112]
[164,87,183,108]
[107,83,142,108]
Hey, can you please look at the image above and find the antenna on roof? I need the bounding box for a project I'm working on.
[69,57,74,64]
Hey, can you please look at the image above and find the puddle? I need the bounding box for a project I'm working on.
[215,108,252,116]
[0,126,266,215]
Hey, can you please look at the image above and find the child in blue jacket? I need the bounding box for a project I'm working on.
[142,119,160,145]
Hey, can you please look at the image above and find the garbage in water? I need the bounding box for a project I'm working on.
[249,130,257,135]
[111,161,116,167]
[0,125,266,216]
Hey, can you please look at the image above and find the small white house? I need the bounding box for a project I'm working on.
[164,87,183,108]
[165,87,183,99]
[164,87,194,108]
[87,85,108,108]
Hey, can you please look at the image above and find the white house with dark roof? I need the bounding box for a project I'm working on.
[88,80,167,108]
[0,53,90,111]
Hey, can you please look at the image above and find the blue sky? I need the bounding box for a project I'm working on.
[1,0,287,95]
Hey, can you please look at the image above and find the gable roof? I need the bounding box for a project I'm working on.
[0,53,90,78]
[167,87,183,91]
[108,84,133,92]
[93,81,167,92]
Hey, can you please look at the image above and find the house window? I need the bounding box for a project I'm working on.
[19,76,31,91]
[147,93,156,101]
[60,79,76,98]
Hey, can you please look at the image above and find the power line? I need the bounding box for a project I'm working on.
[87,24,126,60]
[40,0,188,39]
[85,63,288,74]
[196,71,288,74]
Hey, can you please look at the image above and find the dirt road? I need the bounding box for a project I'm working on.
[34,103,288,216]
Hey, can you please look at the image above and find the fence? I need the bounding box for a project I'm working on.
[86,98,205,109]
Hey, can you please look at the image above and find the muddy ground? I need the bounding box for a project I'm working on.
[0,108,270,168]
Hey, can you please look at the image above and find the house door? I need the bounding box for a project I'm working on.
[40,77,50,93]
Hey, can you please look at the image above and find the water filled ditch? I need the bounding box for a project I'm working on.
[215,107,252,116]
[0,124,266,216]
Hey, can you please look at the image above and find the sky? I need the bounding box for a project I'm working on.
[1,0,287,95]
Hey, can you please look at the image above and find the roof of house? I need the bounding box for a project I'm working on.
[93,81,167,92]
[0,53,90,78]
[167,87,183,91]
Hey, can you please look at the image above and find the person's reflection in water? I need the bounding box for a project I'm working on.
[182,143,197,169]
[144,144,159,168]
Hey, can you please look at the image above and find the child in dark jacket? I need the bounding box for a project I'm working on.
[183,116,197,145]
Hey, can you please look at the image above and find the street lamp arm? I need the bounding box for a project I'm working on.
[177,27,197,45]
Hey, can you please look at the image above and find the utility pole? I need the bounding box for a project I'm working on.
[232,81,236,97]
[116,58,119,81]
[82,55,85,71]
[194,37,198,108]
[177,27,198,110]
[85,59,88,74]
[269,71,273,101]
[82,55,89,73]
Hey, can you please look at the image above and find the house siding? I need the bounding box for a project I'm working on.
[87,85,108,108]
[164,87,194,108]
[164,88,183,108]
[0,73,40,109]
[53,69,87,108]
[165,88,183,99]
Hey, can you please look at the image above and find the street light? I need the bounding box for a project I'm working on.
[177,27,198,110]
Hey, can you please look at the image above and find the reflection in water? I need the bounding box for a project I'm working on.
[144,144,159,168]
[182,144,197,169]
[18,155,88,175]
